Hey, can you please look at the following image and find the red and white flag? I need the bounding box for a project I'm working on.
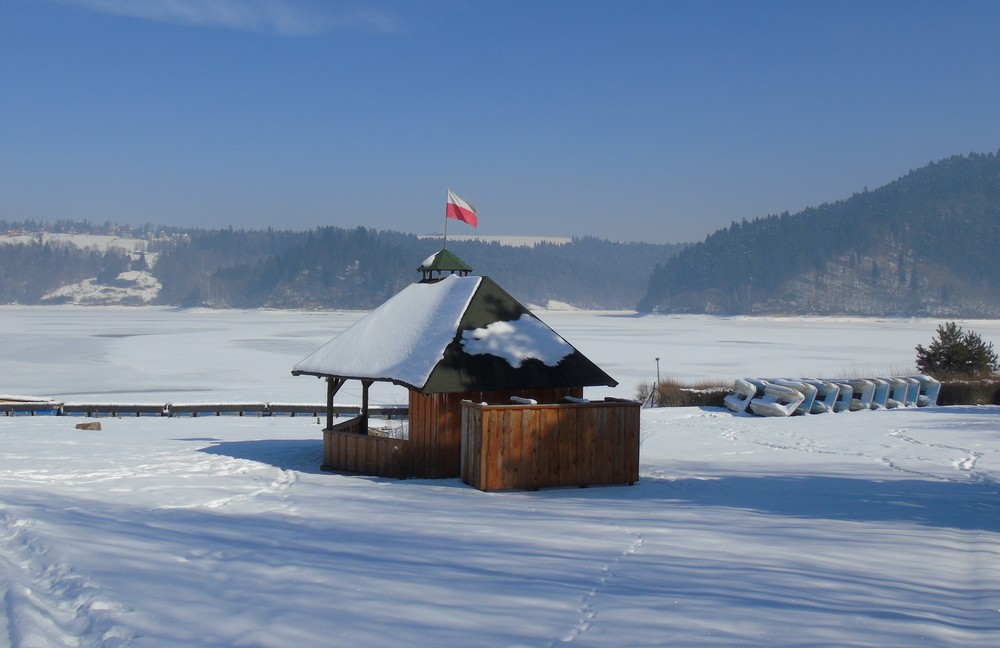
[446,189,478,227]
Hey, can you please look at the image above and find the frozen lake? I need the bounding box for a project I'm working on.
[2,305,999,404]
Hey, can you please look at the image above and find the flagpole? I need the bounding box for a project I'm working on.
[443,189,449,249]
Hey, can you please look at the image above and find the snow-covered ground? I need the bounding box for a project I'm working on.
[1,307,999,646]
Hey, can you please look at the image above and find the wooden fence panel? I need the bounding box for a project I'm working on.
[460,405,483,486]
[322,417,411,478]
[461,400,640,491]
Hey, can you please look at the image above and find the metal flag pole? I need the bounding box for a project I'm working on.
[443,189,449,248]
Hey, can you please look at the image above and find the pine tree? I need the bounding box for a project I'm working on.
[915,322,999,377]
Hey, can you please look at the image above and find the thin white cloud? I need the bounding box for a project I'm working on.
[58,0,400,36]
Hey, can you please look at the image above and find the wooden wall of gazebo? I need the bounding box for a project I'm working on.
[321,386,584,479]
[460,398,640,491]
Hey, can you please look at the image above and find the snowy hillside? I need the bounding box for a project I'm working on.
[1,231,164,305]
[42,269,162,305]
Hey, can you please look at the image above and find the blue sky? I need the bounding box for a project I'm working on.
[3,0,999,243]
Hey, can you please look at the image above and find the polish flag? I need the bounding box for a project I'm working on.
[446,190,478,227]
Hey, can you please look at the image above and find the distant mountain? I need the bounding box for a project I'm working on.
[638,151,1000,317]
[0,224,682,310]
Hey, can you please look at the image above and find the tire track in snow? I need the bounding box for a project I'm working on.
[553,530,645,645]
[0,509,132,648]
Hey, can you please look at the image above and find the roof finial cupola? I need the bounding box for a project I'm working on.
[418,248,473,282]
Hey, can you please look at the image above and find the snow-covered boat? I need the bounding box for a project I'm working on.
[886,378,909,408]
[831,381,854,413]
[903,377,921,407]
[724,378,757,413]
[869,378,890,409]
[801,379,840,414]
[771,379,818,415]
[914,375,941,407]
[845,379,875,411]
[749,382,805,417]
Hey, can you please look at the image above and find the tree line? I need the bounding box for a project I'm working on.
[0,223,682,310]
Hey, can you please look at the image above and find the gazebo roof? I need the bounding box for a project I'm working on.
[292,274,617,394]
[418,248,473,281]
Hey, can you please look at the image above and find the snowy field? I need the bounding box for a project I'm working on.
[2,306,999,646]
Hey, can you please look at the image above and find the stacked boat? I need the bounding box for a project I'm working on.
[724,375,940,417]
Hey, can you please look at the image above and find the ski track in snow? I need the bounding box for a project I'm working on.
[0,509,132,648]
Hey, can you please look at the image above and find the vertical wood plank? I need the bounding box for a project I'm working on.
[610,407,624,484]
[473,406,483,487]
[562,406,579,487]
[483,408,496,491]
[498,409,514,490]
[584,405,596,486]
[598,405,612,484]
[341,432,352,472]
[354,434,364,473]
[323,430,333,466]
[537,409,556,489]
[439,393,461,478]
[523,408,539,490]
[628,404,640,483]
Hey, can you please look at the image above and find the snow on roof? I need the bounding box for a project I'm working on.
[292,275,481,390]
[460,314,573,368]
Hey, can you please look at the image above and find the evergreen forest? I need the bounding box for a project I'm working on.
[638,151,1000,317]
[0,223,680,310]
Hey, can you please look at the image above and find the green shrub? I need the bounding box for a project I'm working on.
[915,321,998,378]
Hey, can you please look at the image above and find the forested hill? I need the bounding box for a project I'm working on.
[638,151,1000,317]
[0,224,682,310]
[159,230,680,309]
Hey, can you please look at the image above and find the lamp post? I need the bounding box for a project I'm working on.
[654,357,661,406]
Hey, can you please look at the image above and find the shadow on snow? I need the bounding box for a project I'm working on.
[200,437,1000,533]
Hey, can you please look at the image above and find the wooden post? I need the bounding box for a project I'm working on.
[361,379,373,434]
[326,378,345,430]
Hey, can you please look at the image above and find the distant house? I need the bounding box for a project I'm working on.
[292,250,639,490]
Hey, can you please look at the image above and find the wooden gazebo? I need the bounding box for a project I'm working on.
[292,250,639,490]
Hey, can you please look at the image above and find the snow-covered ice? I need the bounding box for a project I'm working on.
[1,306,999,646]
